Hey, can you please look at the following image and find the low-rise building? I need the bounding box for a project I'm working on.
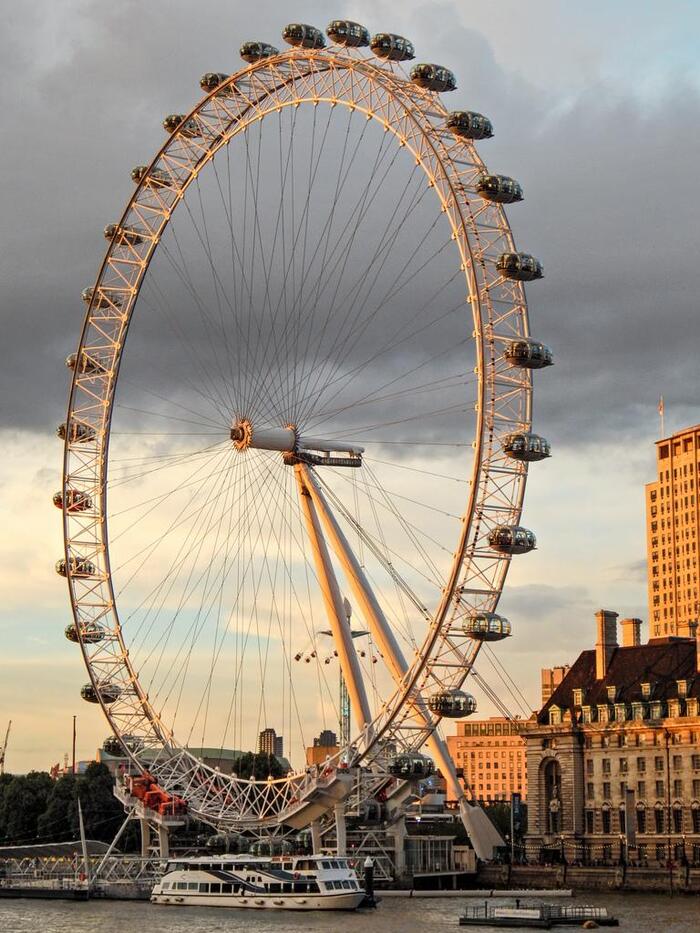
[525,610,700,865]
[447,716,528,803]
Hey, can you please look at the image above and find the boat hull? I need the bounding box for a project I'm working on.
[151,890,365,910]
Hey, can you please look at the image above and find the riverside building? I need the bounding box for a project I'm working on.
[446,716,528,803]
[524,610,700,865]
[646,424,700,638]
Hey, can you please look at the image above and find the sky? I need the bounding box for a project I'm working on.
[1,0,700,774]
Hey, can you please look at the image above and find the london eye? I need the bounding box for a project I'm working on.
[57,19,551,855]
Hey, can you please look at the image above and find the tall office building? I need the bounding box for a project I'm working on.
[646,425,700,638]
[446,716,528,803]
[258,727,283,758]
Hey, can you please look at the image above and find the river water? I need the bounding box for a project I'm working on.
[0,893,697,932]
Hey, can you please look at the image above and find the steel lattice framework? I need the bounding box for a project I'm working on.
[60,38,542,832]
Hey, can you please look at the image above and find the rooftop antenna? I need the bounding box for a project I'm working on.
[658,395,665,438]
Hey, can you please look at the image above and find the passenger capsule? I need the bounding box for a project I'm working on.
[240,42,280,63]
[65,622,106,644]
[56,556,97,578]
[282,23,325,49]
[446,110,493,140]
[65,351,106,376]
[130,165,175,189]
[52,489,93,512]
[199,72,230,92]
[163,114,201,138]
[501,432,551,462]
[488,525,536,555]
[369,33,415,61]
[326,20,370,47]
[428,689,477,718]
[497,252,543,282]
[388,753,435,778]
[57,421,96,444]
[410,63,457,93]
[464,612,512,642]
[102,735,124,756]
[104,223,143,246]
[81,287,122,310]
[504,338,554,370]
[81,682,121,705]
[476,174,523,204]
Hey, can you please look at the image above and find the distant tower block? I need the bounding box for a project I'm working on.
[646,424,700,639]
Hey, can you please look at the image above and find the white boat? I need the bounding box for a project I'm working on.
[151,854,366,910]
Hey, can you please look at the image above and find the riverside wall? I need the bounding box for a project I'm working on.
[475,862,700,894]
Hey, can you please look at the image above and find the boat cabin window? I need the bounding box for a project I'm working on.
[210,883,221,894]
[198,883,209,893]
[187,882,198,891]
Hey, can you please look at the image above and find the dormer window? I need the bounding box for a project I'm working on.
[607,685,617,702]
[549,706,562,726]
[573,688,584,706]
[677,680,688,698]
[641,683,651,699]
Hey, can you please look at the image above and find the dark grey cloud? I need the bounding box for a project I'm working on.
[1,0,699,456]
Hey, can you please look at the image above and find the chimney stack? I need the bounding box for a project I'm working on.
[620,617,642,648]
[595,609,618,680]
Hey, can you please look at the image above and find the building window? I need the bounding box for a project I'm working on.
[655,756,664,772]
[586,759,594,776]
[656,780,665,797]
[673,807,683,833]
[637,757,646,772]
[602,808,611,834]
[672,755,682,770]
[641,683,651,699]
[573,688,584,706]
[619,758,628,774]
[654,808,664,833]
[585,810,594,834]
[602,758,611,774]
[603,782,611,799]
[586,782,594,799]
[637,808,646,834]
[674,779,683,797]
[607,686,617,702]
[692,808,700,833]
[638,781,646,798]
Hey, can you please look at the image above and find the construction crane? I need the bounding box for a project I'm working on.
[0,720,11,776]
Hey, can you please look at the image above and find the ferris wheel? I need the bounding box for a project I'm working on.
[57,19,551,850]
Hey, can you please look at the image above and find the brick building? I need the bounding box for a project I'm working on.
[524,609,700,865]
[446,716,528,804]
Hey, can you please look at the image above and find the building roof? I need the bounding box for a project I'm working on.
[538,637,699,724]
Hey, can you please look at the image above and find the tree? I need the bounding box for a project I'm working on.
[234,753,286,781]
[37,774,78,842]
[0,771,53,844]
[76,762,125,843]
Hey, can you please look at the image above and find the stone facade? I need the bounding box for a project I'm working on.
[524,611,700,865]
[446,716,528,803]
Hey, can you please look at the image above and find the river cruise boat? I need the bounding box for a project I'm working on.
[151,854,365,910]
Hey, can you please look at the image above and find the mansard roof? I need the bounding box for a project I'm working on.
[538,637,699,725]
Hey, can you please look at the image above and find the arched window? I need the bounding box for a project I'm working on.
[542,759,562,834]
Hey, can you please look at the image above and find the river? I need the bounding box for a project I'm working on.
[0,892,697,932]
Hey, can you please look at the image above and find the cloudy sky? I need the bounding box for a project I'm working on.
[2,0,700,773]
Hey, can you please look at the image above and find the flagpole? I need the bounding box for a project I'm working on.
[659,396,665,438]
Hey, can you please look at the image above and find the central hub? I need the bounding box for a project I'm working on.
[230,419,364,467]
[230,419,296,453]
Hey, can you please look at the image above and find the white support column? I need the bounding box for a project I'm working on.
[334,802,347,857]
[157,824,170,859]
[139,819,150,859]
[310,819,322,854]
[295,465,373,735]
[299,464,481,844]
